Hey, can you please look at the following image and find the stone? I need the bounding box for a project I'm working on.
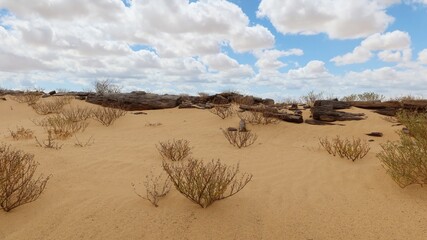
[366,132,383,137]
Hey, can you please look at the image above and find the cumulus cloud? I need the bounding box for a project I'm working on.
[331,30,411,65]
[257,0,397,39]
[255,48,304,71]
[418,49,427,64]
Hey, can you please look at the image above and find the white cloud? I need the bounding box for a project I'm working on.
[255,48,304,71]
[331,30,412,65]
[418,49,427,64]
[287,60,330,79]
[257,0,396,39]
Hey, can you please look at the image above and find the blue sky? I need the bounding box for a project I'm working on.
[1,0,427,100]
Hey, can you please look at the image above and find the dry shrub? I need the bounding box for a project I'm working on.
[31,96,73,115]
[60,106,93,122]
[156,139,192,161]
[33,114,88,139]
[300,91,324,107]
[209,105,233,119]
[0,144,50,212]
[35,130,63,150]
[377,111,427,188]
[93,79,122,95]
[237,110,278,125]
[162,158,252,208]
[319,136,370,161]
[222,129,257,148]
[9,126,34,140]
[92,107,127,126]
[11,92,42,105]
[132,172,171,207]
[74,135,94,147]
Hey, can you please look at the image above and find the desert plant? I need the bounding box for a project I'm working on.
[162,158,252,208]
[209,105,233,119]
[156,139,192,161]
[33,114,88,139]
[92,106,126,126]
[11,92,42,105]
[35,130,63,150]
[222,129,258,148]
[132,172,171,207]
[0,144,50,212]
[74,135,94,147]
[60,106,93,122]
[319,136,370,161]
[300,91,324,107]
[93,79,122,95]
[9,126,34,140]
[31,96,73,115]
[341,92,385,102]
[237,108,278,125]
[377,111,427,188]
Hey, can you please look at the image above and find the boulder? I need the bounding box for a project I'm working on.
[86,92,180,111]
[314,100,351,109]
[311,105,366,122]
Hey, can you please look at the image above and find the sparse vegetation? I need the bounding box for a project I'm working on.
[162,158,252,208]
[319,136,370,161]
[377,111,427,188]
[74,135,94,147]
[222,129,258,148]
[33,114,88,139]
[301,91,324,107]
[237,108,278,125]
[0,144,50,212]
[341,92,385,102]
[31,96,73,115]
[132,172,171,207]
[156,139,192,161]
[35,130,63,150]
[11,92,42,105]
[92,107,127,126]
[93,79,122,95]
[9,126,34,140]
[209,105,233,119]
[60,106,93,122]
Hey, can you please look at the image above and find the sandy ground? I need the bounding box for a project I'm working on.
[0,96,426,240]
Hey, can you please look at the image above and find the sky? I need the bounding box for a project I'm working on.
[0,0,427,100]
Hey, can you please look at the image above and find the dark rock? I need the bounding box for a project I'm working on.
[262,98,275,105]
[211,95,229,105]
[227,127,238,132]
[264,112,304,124]
[366,132,383,137]
[239,104,279,113]
[311,105,366,122]
[402,127,410,135]
[369,139,375,142]
[0,97,6,101]
[48,90,56,95]
[86,92,180,111]
[314,100,351,109]
[133,112,148,115]
[294,110,303,115]
[289,103,298,110]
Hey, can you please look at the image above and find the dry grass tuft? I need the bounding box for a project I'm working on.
[319,136,370,161]
[31,96,73,115]
[156,139,192,161]
[35,130,63,150]
[132,172,171,207]
[222,129,258,148]
[92,107,127,126]
[377,111,427,188]
[237,107,278,125]
[209,105,233,119]
[162,158,252,208]
[9,126,34,140]
[0,144,50,212]
[33,114,88,139]
[11,92,42,105]
[74,135,95,147]
[60,106,93,122]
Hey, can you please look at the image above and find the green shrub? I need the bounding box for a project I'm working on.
[319,136,370,161]
[377,111,427,188]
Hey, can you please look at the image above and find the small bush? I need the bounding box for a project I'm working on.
[319,136,370,161]
[132,172,171,207]
[35,130,63,150]
[377,111,427,188]
[209,105,233,119]
[33,114,88,139]
[300,91,324,107]
[156,139,192,161]
[93,79,122,95]
[60,106,93,122]
[11,92,42,105]
[31,96,73,115]
[237,108,278,125]
[162,158,252,208]
[92,107,126,126]
[222,129,257,148]
[9,126,34,140]
[341,92,385,102]
[0,144,50,212]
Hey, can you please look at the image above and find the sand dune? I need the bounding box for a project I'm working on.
[1,97,426,240]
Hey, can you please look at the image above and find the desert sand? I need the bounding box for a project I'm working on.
[0,96,426,240]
